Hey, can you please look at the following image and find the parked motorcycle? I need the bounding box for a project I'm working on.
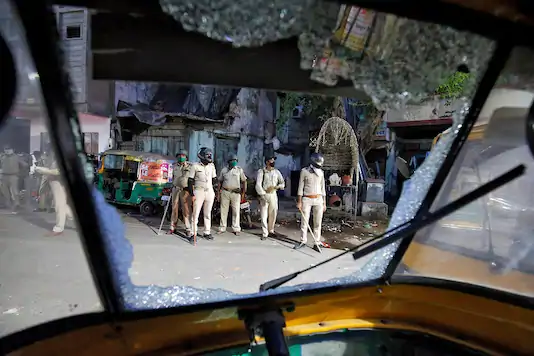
[211,196,253,229]
[239,199,253,229]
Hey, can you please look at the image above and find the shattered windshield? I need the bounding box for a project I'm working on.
[1,0,507,335]
[395,47,534,297]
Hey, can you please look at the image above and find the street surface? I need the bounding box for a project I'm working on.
[0,207,373,337]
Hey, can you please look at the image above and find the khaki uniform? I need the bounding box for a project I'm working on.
[1,153,21,209]
[36,160,73,233]
[218,166,246,233]
[297,166,326,244]
[189,162,217,236]
[38,154,53,210]
[255,167,285,238]
[20,154,32,209]
[171,162,192,234]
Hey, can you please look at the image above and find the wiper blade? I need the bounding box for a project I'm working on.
[259,165,524,292]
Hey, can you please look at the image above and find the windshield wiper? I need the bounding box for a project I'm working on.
[259,164,524,292]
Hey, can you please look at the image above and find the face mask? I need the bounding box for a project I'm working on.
[229,160,237,168]
[311,162,322,169]
[311,166,321,175]
[178,156,186,163]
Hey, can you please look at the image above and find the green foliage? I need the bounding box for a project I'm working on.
[278,71,470,132]
[278,92,334,131]
[435,72,470,100]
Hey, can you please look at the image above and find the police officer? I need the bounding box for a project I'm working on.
[36,150,53,212]
[169,149,192,236]
[28,151,40,210]
[188,147,217,241]
[295,153,327,253]
[20,152,33,210]
[217,153,247,235]
[255,155,285,240]
[34,155,73,236]
[0,145,24,212]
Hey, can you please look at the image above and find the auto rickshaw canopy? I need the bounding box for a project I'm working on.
[100,150,176,164]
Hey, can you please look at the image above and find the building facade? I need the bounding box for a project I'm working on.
[384,98,462,201]
[114,83,280,179]
[0,5,112,154]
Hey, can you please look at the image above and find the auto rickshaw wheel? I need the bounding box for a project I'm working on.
[140,201,156,216]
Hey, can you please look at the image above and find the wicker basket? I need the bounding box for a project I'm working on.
[315,117,360,182]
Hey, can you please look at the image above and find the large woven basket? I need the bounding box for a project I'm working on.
[314,117,360,182]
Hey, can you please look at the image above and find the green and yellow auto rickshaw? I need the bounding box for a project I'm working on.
[96,150,175,216]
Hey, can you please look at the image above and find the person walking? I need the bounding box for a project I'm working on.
[169,149,192,236]
[294,153,327,253]
[20,152,33,211]
[255,155,285,240]
[188,147,217,242]
[34,155,73,236]
[28,151,40,207]
[217,153,247,236]
[36,150,53,212]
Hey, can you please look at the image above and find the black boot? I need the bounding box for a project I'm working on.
[203,233,214,240]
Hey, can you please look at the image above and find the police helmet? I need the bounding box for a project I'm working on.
[197,147,213,163]
[310,152,324,168]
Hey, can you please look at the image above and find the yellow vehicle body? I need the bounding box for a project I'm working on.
[405,93,534,298]
[11,284,534,356]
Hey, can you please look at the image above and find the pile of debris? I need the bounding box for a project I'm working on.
[322,216,384,234]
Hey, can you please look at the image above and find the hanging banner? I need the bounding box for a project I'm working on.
[161,163,170,180]
[140,161,170,183]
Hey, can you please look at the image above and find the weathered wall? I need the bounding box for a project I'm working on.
[189,130,214,158]
[187,89,273,178]
[30,114,110,153]
[275,154,301,180]
[134,122,188,156]
[274,96,308,182]
[114,84,297,179]
[385,98,464,123]
[278,117,310,146]
[188,130,264,178]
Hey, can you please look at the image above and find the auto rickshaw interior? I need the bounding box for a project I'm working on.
[2,0,534,356]
[100,154,138,201]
